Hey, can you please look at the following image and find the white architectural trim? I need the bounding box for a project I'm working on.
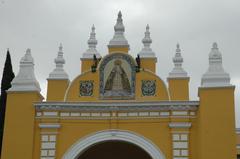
[62,129,166,159]
[236,128,240,134]
[35,101,199,111]
[169,122,192,128]
[39,123,61,129]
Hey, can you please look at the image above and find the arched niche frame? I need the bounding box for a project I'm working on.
[98,52,136,99]
[62,129,166,159]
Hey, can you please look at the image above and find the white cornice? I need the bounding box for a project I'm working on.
[35,101,199,111]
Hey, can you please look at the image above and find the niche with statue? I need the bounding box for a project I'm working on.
[99,53,136,99]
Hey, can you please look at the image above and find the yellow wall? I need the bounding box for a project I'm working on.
[65,71,99,101]
[47,79,69,101]
[198,87,236,159]
[81,59,93,73]
[64,69,169,101]
[141,58,156,73]
[237,133,240,154]
[1,92,42,159]
[35,118,172,159]
[168,78,189,100]
[108,47,129,54]
[189,119,198,159]
[135,70,169,101]
[2,47,237,159]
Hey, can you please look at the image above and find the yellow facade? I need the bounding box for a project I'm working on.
[140,58,157,73]
[47,79,69,101]
[198,87,236,159]
[168,78,189,100]
[1,12,238,159]
[81,59,94,73]
[1,92,43,159]
[108,47,129,54]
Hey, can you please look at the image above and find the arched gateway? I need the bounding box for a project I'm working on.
[2,11,236,159]
[62,130,166,159]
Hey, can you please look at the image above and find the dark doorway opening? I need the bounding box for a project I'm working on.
[77,141,152,159]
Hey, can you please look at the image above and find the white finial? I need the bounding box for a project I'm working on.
[59,43,63,51]
[138,25,156,59]
[49,44,69,79]
[201,42,231,87]
[212,42,218,49]
[88,24,97,49]
[9,49,41,92]
[176,43,180,52]
[108,11,129,48]
[168,43,188,78]
[82,25,101,59]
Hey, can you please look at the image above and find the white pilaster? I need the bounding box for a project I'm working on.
[39,123,60,159]
[169,122,191,159]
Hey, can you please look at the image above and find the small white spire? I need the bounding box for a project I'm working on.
[82,25,101,59]
[49,44,69,79]
[168,43,188,78]
[138,24,156,58]
[9,49,41,92]
[201,42,231,87]
[108,11,129,48]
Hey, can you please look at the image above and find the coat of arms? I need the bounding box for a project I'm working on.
[141,80,156,96]
[80,81,94,96]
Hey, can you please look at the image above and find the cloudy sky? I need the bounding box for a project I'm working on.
[0,0,239,127]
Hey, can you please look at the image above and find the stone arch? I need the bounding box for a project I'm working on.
[62,129,166,159]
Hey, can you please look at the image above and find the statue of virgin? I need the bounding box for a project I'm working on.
[104,60,131,96]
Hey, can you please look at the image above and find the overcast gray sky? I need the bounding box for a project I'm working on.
[0,0,240,127]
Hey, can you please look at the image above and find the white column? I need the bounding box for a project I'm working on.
[169,122,191,159]
[39,124,61,159]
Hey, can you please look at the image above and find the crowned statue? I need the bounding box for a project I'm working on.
[104,60,131,96]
